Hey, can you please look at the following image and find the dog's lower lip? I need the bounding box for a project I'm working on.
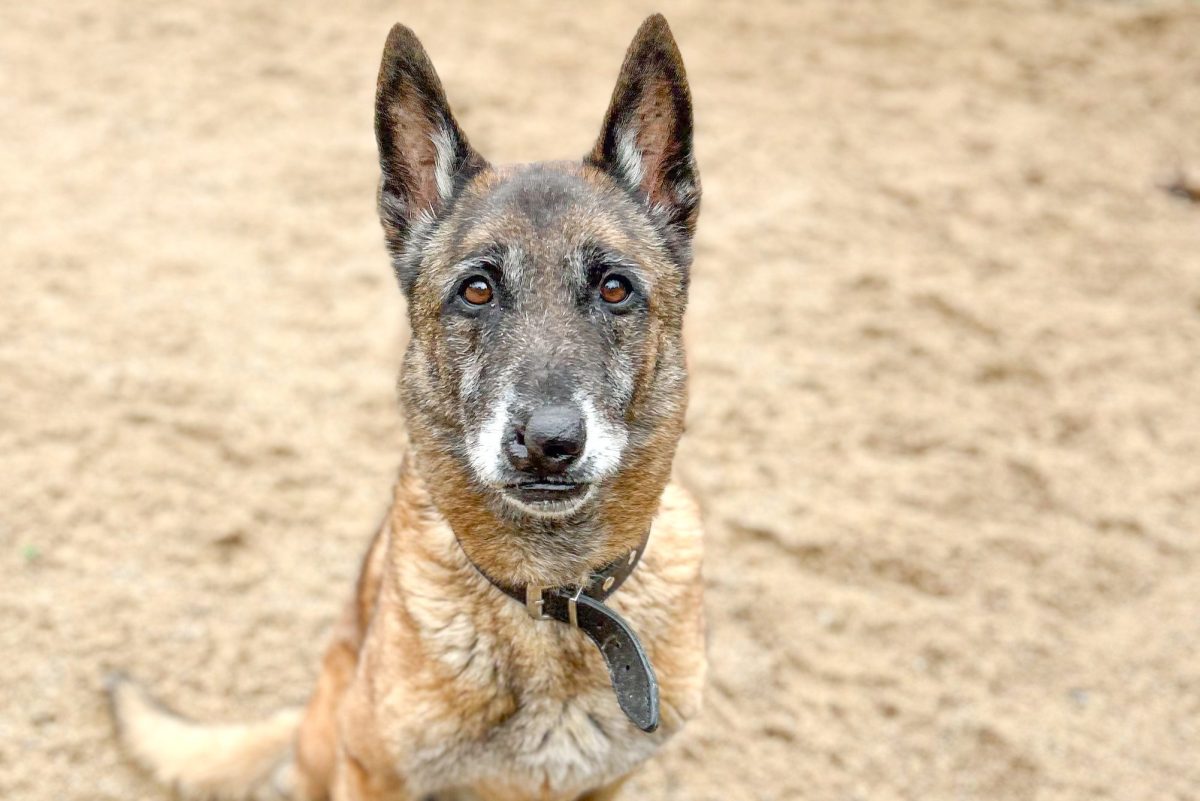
[515,481,580,492]
[504,481,589,506]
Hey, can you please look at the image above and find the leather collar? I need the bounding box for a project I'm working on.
[460,530,660,733]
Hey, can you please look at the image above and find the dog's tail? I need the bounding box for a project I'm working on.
[106,672,302,801]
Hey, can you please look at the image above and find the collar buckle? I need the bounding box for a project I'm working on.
[524,584,548,620]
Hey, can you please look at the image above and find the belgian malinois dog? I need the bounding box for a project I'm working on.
[108,14,705,801]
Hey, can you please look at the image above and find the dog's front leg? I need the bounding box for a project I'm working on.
[330,746,413,801]
[576,776,629,801]
[294,628,360,800]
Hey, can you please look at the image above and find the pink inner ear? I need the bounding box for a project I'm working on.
[386,90,443,214]
[632,81,682,208]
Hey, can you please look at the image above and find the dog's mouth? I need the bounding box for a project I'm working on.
[502,480,591,512]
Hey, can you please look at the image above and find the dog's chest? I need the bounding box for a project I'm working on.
[420,686,659,799]
[388,610,668,799]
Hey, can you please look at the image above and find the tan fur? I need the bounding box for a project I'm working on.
[109,15,704,800]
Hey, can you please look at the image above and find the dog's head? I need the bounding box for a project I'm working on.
[376,15,699,584]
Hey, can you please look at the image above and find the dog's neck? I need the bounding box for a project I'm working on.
[461,524,651,606]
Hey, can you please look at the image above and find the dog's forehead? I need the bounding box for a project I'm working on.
[448,163,643,260]
[486,163,592,226]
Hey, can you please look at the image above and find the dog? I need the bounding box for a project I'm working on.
[108,14,705,801]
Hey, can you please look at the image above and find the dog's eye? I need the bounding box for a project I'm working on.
[459,277,493,306]
[599,275,632,305]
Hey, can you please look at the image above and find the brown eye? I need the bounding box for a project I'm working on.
[599,275,632,305]
[459,277,493,306]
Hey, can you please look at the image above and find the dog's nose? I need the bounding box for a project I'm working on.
[508,404,586,476]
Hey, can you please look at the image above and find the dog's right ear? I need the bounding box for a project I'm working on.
[375,25,487,281]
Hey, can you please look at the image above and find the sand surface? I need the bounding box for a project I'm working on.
[3,2,1200,799]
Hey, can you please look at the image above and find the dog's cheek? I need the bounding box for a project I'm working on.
[449,324,483,404]
[456,346,485,412]
[607,346,637,419]
[435,317,478,399]
[596,314,633,411]
[400,342,459,441]
[611,314,658,423]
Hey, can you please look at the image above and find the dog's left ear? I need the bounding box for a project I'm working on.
[375,24,488,280]
[587,15,701,262]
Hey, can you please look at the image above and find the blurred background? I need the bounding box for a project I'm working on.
[3,1,1200,799]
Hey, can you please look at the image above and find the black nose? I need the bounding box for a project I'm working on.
[506,404,586,476]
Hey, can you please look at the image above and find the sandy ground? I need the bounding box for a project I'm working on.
[3,1,1200,799]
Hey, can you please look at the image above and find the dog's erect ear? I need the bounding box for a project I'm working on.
[375,25,487,265]
[587,15,700,261]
